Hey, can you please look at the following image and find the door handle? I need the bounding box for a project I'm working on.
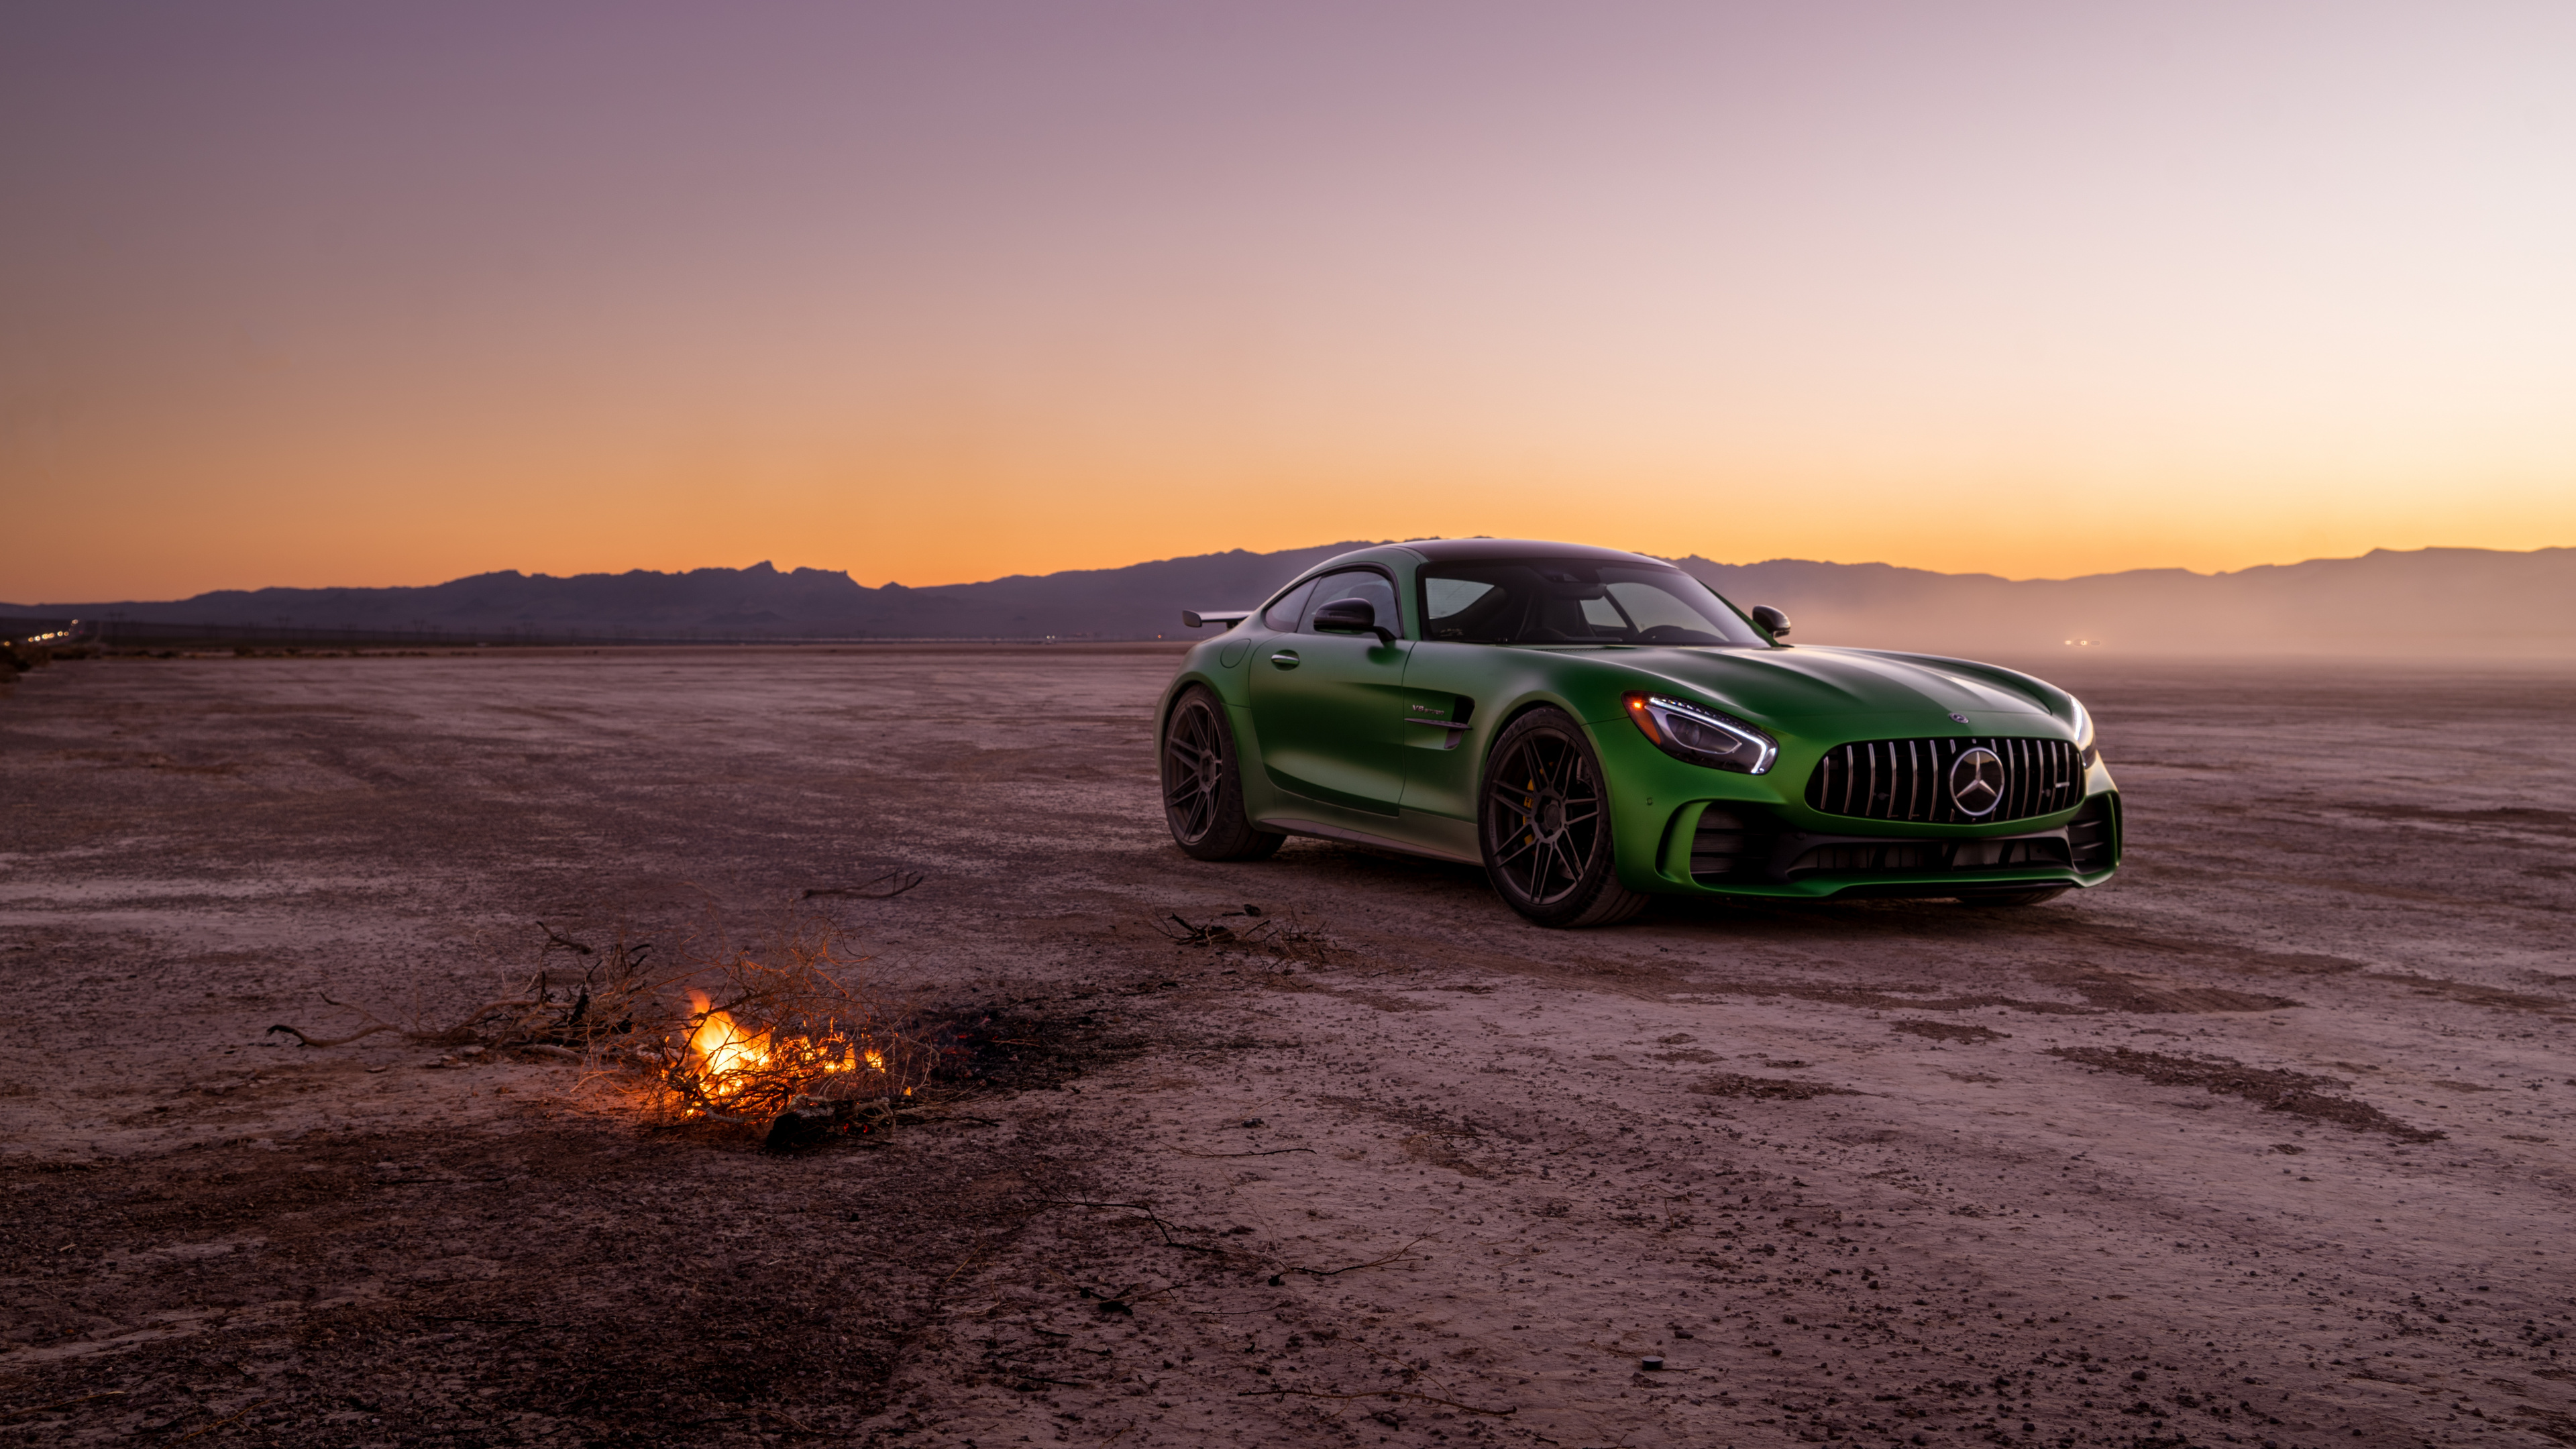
[1269,650,1300,668]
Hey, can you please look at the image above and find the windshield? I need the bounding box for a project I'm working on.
[1418,559,1772,647]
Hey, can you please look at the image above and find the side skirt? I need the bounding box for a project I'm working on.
[1264,815,1483,867]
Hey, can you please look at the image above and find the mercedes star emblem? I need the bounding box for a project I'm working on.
[1949,712,1970,724]
[1949,746,2006,817]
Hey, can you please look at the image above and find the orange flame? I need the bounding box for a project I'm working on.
[686,988,769,1095]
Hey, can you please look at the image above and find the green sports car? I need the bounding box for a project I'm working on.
[1159,539,2118,927]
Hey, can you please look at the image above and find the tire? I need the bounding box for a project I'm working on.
[1479,708,1648,928]
[1955,888,2069,908]
[1161,686,1284,862]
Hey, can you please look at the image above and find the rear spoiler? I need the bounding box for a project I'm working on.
[1181,609,1252,630]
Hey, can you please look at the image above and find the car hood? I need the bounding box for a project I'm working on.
[1610,645,2065,731]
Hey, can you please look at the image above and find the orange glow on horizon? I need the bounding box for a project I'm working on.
[5,5,2573,601]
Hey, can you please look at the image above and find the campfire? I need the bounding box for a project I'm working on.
[652,936,938,1138]
[273,905,985,1150]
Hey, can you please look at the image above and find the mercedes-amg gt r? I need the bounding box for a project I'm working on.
[1160,539,2118,927]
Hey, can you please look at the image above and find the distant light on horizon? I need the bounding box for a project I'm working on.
[4,1,2573,600]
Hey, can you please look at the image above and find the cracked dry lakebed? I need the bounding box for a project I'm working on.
[1,647,2572,1448]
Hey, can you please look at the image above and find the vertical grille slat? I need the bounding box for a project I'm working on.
[1805,735,2083,824]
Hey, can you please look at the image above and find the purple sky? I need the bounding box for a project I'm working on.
[5,2,2572,597]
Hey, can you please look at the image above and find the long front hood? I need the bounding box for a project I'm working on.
[1611,645,2069,733]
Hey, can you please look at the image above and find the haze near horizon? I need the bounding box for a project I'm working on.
[5,1,2573,600]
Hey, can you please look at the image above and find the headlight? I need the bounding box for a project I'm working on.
[1623,692,1777,775]
[2067,694,2099,767]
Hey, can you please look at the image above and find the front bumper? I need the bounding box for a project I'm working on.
[1590,716,2123,900]
[1654,792,2121,900]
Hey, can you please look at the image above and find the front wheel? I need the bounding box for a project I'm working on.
[1479,708,1648,928]
[1161,686,1284,862]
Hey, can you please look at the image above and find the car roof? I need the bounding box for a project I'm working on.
[1393,537,1666,565]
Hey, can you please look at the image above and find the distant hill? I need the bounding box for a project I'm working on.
[7,542,2571,656]
[1664,547,2576,657]
[0,543,1383,645]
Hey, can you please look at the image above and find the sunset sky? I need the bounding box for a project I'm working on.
[5,2,2573,601]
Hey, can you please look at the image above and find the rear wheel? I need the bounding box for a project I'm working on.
[1161,686,1283,861]
[1480,708,1648,928]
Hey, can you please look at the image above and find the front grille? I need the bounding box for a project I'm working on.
[1805,736,2081,824]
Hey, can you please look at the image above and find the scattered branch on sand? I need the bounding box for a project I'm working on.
[271,930,663,1057]
[537,922,594,956]
[1152,906,1335,965]
[1038,1200,1232,1256]
[1278,1234,1434,1281]
[1171,1147,1317,1159]
[800,871,924,901]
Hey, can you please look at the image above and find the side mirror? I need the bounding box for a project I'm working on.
[1750,605,1792,639]
[1311,598,1396,646]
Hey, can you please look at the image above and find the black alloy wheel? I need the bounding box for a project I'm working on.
[1161,686,1283,862]
[1479,708,1647,928]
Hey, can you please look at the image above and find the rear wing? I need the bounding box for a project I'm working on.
[1181,609,1252,630]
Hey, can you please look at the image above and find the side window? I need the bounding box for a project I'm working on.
[1300,569,1401,635]
[1261,579,1318,631]
[1422,577,1497,633]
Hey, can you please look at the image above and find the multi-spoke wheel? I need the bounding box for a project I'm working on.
[1161,686,1284,862]
[1479,708,1647,928]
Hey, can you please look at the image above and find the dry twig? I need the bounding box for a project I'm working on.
[1281,1234,1435,1280]
[1151,906,1334,965]
[1038,1200,1231,1256]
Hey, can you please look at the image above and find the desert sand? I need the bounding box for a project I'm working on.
[2,647,2571,1448]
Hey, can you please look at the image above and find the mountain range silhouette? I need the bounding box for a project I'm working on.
[9,542,2571,655]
